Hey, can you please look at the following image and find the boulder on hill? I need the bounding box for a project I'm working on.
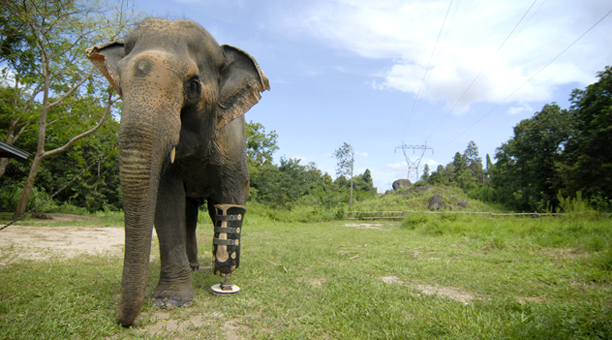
[392,179,412,191]
[428,194,446,210]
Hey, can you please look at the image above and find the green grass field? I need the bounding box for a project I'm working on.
[1,208,611,339]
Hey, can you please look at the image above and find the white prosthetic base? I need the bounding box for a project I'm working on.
[211,276,240,295]
[211,283,241,295]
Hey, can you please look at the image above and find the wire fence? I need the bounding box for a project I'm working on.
[344,210,604,221]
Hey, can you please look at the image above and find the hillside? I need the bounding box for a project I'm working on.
[350,185,506,213]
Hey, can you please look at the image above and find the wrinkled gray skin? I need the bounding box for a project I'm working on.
[87,19,269,327]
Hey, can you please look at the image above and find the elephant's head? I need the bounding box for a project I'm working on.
[87,18,269,326]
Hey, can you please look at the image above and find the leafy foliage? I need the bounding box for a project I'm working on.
[246,120,278,167]
[425,66,612,213]
[492,103,573,211]
[333,142,356,206]
[488,66,612,212]
[0,0,138,217]
[248,133,375,211]
[424,140,484,193]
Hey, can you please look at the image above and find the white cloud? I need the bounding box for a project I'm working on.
[280,0,612,112]
[506,103,534,116]
[386,161,407,171]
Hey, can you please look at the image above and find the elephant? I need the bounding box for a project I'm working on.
[86,18,269,326]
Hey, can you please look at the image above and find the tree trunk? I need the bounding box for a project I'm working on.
[13,154,43,219]
[10,91,114,220]
[349,176,354,207]
[0,158,9,179]
[349,153,354,207]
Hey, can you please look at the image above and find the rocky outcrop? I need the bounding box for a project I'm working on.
[428,194,446,210]
[392,179,412,191]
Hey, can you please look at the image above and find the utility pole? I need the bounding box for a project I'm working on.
[395,142,434,182]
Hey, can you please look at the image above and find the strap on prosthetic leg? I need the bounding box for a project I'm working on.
[212,204,246,277]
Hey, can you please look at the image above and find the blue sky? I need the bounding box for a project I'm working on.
[140,0,612,192]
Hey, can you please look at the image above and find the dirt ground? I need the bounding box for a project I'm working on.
[0,215,246,338]
[0,215,478,338]
[0,225,125,264]
[0,214,126,265]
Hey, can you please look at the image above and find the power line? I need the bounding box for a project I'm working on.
[395,142,434,182]
[398,0,454,144]
[437,7,612,152]
[425,0,538,143]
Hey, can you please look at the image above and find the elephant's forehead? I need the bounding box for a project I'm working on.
[127,19,224,67]
[121,50,198,81]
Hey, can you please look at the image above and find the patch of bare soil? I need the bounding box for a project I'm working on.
[539,247,588,259]
[137,310,249,339]
[343,223,390,231]
[0,226,125,265]
[517,296,546,304]
[415,284,474,304]
[138,310,215,338]
[380,276,475,303]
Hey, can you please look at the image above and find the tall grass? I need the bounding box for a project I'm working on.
[350,186,506,213]
[2,202,611,338]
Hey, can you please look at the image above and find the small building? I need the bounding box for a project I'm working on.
[0,141,30,160]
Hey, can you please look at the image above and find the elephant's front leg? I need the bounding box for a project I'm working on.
[153,173,195,309]
[185,197,200,271]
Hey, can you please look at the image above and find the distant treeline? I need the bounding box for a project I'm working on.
[419,66,612,213]
[0,118,377,212]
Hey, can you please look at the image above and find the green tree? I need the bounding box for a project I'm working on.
[0,85,36,178]
[246,120,278,167]
[463,141,483,180]
[564,66,612,200]
[451,152,467,183]
[352,168,376,195]
[428,164,446,186]
[492,103,574,210]
[421,163,430,183]
[1,0,137,218]
[333,142,354,206]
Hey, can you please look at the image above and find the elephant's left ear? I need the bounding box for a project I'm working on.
[217,45,270,130]
[86,41,125,98]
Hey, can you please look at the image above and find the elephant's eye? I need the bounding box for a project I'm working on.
[184,77,201,101]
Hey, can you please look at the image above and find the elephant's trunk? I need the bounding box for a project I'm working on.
[113,51,184,326]
[116,129,162,326]
[116,109,179,326]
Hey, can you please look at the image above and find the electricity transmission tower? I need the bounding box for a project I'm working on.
[395,142,434,182]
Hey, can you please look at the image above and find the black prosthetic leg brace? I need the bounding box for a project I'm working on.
[211,204,245,294]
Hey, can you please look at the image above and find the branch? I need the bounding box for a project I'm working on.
[42,91,117,159]
[264,258,288,273]
[47,114,73,127]
[47,27,98,61]
[45,96,99,127]
[49,59,84,86]
[13,120,30,143]
[20,85,43,115]
[48,68,94,109]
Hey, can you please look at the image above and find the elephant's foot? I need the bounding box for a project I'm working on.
[153,284,195,310]
[154,297,192,310]
[212,204,246,276]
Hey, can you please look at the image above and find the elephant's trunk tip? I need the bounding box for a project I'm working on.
[117,307,140,327]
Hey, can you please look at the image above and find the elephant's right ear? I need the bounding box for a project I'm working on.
[86,41,125,98]
[217,45,270,130]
